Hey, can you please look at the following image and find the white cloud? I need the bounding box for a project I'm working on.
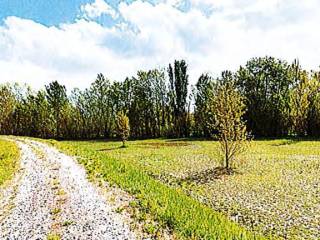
[81,0,118,20]
[0,0,320,90]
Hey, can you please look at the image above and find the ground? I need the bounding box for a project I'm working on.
[54,138,320,240]
[1,137,319,239]
[0,138,135,239]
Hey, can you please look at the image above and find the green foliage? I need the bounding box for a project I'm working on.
[0,84,16,135]
[116,112,130,147]
[306,71,320,136]
[128,69,168,138]
[53,140,263,240]
[1,57,320,139]
[168,60,190,137]
[89,73,113,138]
[193,73,216,137]
[289,61,310,136]
[0,139,19,185]
[237,56,293,137]
[213,73,249,169]
[45,81,68,138]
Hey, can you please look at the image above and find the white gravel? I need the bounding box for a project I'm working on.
[0,139,136,240]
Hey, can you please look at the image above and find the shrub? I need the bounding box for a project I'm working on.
[116,112,130,147]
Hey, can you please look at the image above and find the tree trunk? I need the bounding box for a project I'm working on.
[225,141,229,169]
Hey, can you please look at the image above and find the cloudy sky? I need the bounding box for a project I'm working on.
[0,0,319,89]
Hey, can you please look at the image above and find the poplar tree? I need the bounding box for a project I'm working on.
[289,61,310,136]
[168,60,189,137]
[45,81,68,138]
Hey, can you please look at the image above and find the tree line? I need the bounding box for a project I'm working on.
[1,56,320,140]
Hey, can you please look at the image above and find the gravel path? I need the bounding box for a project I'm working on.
[0,139,136,240]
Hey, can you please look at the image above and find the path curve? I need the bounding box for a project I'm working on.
[0,139,135,240]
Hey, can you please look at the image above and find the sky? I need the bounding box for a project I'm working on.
[0,0,320,89]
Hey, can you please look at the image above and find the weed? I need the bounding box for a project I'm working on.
[62,220,74,227]
[51,208,61,215]
[47,233,61,240]
[57,189,66,196]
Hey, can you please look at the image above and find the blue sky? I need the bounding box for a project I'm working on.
[0,0,320,89]
[0,0,119,25]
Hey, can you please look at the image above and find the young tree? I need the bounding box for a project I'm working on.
[213,73,249,169]
[116,112,130,147]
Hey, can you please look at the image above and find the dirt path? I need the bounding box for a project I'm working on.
[0,139,135,240]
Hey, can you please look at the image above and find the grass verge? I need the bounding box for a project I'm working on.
[0,138,19,186]
[49,139,265,240]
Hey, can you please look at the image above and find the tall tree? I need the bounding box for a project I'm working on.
[0,84,15,135]
[168,60,189,137]
[237,57,293,137]
[289,60,310,136]
[90,73,112,138]
[45,81,68,138]
[194,73,216,137]
[306,71,320,136]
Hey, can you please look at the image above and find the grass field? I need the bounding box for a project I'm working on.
[50,138,320,239]
[0,138,19,186]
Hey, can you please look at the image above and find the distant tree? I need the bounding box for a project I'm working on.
[289,60,310,136]
[116,112,130,147]
[22,90,55,138]
[0,84,15,135]
[168,60,189,137]
[90,73,112,138]
[193,73,216,137]
[5,57,320,140]
[126,69,168,138]
[213,73,249,169]
[306,71,320,136]
[237,57,293,137]
[45,81,68,138]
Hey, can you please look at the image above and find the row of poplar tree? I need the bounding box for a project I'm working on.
[0,56,320,140]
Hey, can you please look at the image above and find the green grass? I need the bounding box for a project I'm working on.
[0,138,19,186]
[49,138,265,240]
[48,138,320,239]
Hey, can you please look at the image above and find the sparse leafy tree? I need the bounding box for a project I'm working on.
[116,112,130,147]
[213,73,249,169]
